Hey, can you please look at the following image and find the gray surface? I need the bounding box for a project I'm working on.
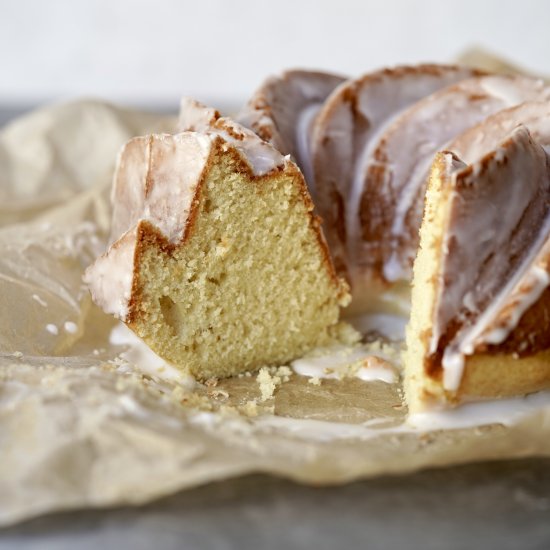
[0,105,30,127]
[2,459,550,550]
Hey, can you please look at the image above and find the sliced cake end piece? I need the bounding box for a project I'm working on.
[405,126,550,412]
[85,102,351,380]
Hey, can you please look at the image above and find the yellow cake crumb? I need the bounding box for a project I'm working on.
[239,399,259,417]
[257,366,280,401]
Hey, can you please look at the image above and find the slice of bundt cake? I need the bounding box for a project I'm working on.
[405,126,550,412]
[85,100,351,380]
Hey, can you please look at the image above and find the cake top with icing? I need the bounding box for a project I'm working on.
[179,97,287,177]
[427,127,550,390]
[237,70,346,193]
[308,64,484,279]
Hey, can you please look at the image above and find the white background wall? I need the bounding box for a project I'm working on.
[1,0,549,110]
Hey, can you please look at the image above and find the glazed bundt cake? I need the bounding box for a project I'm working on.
[85,100,350,380]
[405,126,550,411]
[240,65,550,410]
[242,67,550,315]
[242,65,484,310]
[86,62,550,410]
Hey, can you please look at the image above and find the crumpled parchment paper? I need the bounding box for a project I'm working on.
[2,53,550,527]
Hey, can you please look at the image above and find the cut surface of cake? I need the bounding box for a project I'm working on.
[85,100,351,380]
[405,126,550,412]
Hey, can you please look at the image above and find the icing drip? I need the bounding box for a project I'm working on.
[450,101,550,164]
[109,322,196,388]
[482,265,550,345]
[346,313,407,341]
[179,98,285,177]
[311,65,482,297]
[291,343,400,384]
[407,391,550,430]
[236,70,346,193]
[83,229,137,320]
[294,103,322,197]
[370,75,550,284]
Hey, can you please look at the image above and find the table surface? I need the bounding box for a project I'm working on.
[2,106,550,550]
[1,459,550,550]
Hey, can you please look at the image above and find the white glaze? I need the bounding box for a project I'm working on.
[84,228,136,320]
[346,313,407,341]
[480,76,547,106]
[109,132,213,245]
[450,101,550,165]
[45,324,58,335]
[109,322,196,388]
[294,103,321,194]
[407,391,550,430]
[178,97,286,177]
[482,265,550,345]
[291,344,399,384]
[64,321,78,334]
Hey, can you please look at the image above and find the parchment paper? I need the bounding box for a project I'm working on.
[2,54,550,527]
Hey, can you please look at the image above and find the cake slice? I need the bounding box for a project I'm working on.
[85,100,351,380]
[405,126,550,412]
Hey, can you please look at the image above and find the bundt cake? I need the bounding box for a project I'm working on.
[310,65,488,309]
[405,126,550,411]
[86,62,550,411]
[242,65,485,311]
[84,99,351,380]
[242,67,550,316]
[240,65,550,410]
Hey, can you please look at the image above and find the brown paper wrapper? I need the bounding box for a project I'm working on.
[2,52,550,527]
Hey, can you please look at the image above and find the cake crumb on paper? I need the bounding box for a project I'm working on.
[257,365,292,401]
